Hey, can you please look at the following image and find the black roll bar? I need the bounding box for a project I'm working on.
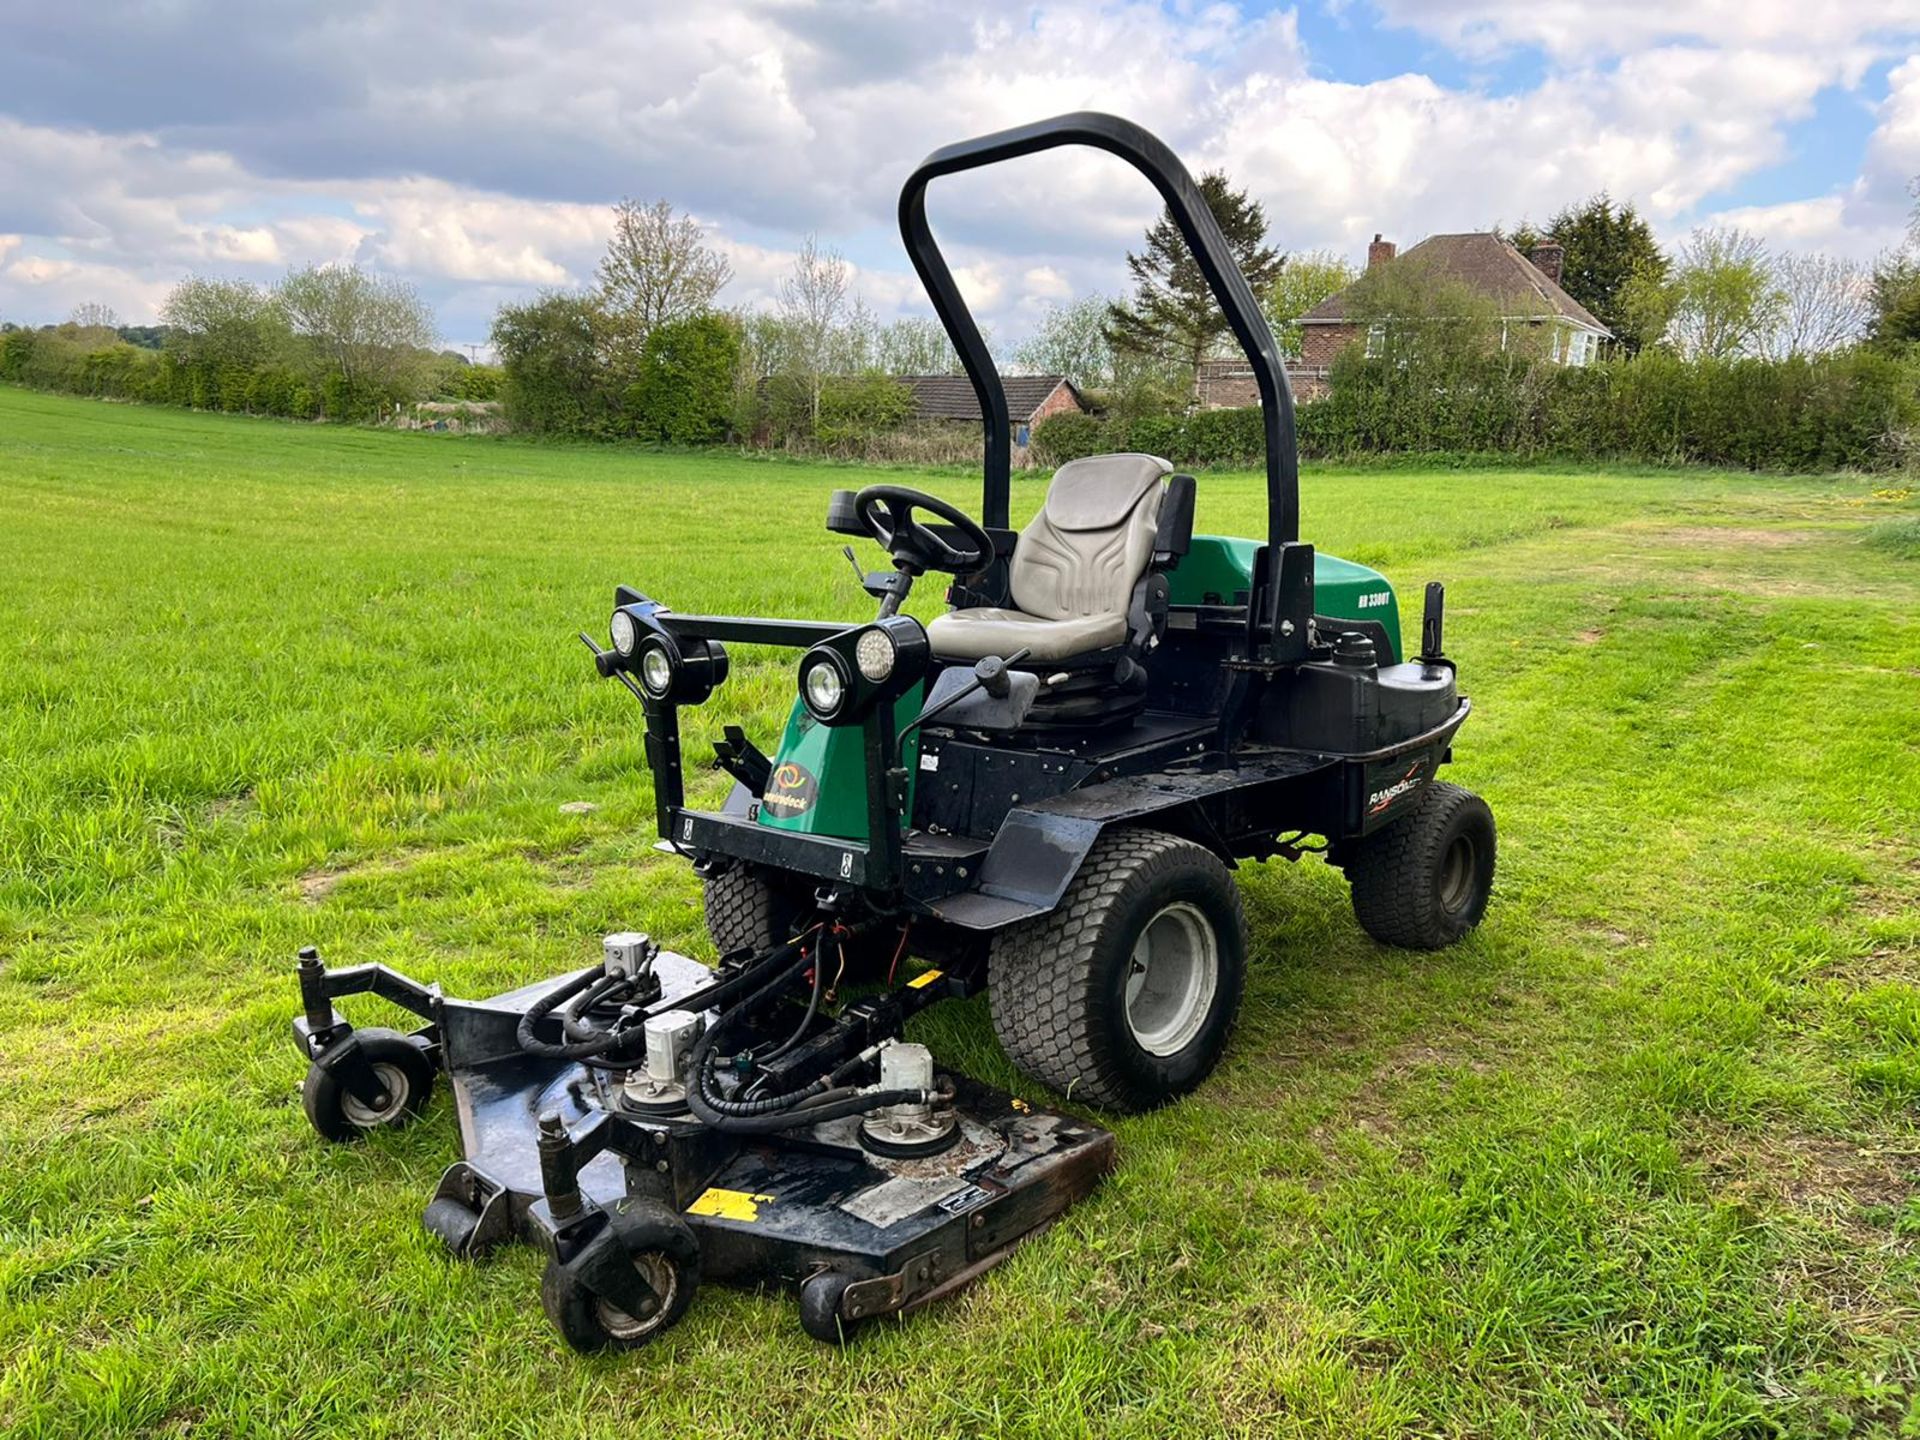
[897,111,1300,550]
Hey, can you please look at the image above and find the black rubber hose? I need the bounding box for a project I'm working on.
[514,965,641,1061]
[688,1086,931,1135]
[561,972,630,1042]
[682,936,934,1133]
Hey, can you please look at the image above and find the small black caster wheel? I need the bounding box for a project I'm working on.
[798,1269,864,1345]
[540,1203,700,1354]
[301,1028,435,1143]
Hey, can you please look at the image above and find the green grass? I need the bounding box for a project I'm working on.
[2,385,1918,1438]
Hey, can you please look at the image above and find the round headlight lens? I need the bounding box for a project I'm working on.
[803,658,845,716]
[610,609,638,657]
[638,644,674,698]
[855,627,896,682]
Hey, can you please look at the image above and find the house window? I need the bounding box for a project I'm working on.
[1566,330,1596,367]
[1549,326,1563,364]
[1364,323,1386,359]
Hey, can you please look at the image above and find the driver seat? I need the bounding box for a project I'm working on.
[928,453,1171,664]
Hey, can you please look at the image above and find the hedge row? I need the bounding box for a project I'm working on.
[1032,350,1920,473]
[0,326,499,422]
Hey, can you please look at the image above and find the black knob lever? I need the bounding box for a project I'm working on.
[1420,582,1446,663]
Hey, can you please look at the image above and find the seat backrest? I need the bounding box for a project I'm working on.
[1009,453,1171,622]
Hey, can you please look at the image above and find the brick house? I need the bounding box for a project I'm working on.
[1287,232,1612,399]
[898,373,1086,446]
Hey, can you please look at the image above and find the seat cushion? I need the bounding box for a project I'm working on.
[925,606,1127,662]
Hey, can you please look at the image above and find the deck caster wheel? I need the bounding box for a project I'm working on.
[540,1203,700,1353]
[1345,781,1496,950]
[301,1028,434,1143]
[798,1270,863,1345]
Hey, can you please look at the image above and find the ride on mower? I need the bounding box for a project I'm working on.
[289,113,1496,1351]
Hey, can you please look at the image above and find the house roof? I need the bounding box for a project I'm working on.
[898,374,1081,423]
[1301,233,1611,335]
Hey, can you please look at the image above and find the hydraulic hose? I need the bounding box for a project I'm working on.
[682,929,931,1133]
[514,966,633,1060]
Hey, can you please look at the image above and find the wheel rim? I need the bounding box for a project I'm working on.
[340,1062,409,1127]
[1123,902,1219,1057]
[595,1251,679,1341]
[1438,833,1477,914]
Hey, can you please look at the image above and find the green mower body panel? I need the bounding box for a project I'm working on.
[1170,536,1402,660]
[757,685,925,842]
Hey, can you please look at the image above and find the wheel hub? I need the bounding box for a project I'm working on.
[595,1251,677,1340]
[1123,902,1219,1057]
[340,1061,408,1127]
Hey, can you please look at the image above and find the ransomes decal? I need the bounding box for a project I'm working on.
[1367,758,1427,816]
[761,761,820,817]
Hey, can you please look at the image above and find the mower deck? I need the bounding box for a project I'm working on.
[292,946,1115,1343]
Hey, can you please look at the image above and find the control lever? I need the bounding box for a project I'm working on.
[841,545,867,587]
[899,648,1033,741]
[1420,582,1447,666]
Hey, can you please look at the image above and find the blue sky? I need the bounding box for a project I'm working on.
[0,0,1914,351]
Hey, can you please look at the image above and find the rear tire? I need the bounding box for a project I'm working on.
[1345,781,1496,949]
[988,829,1247,1113]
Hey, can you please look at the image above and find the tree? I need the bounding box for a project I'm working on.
[491,291,622,436]
[278,264,438,412]
[160,276,292,409]
[1014,295,1115,389]
[1261,251,1356,356]
[68,301,120,330]
[597,199,732,369]
[1508,195,1667,352]
[777,235,852,429]
[1104,171,1283,377]
[1626,228,1784,360]
[872,316,957,375]
[1770,252,1872,357]
[1867,180,1920,351]
[630,311,742,444]
[1343,255,1501,369]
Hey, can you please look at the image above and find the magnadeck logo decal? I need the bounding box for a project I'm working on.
[761,761,819,817]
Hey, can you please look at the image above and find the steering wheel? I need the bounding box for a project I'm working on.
[853,484,993,577]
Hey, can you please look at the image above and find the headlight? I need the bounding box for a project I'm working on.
[802,657,846,717]
[638,642,675,699]
[855,626,895,682]
[610,609,639,657]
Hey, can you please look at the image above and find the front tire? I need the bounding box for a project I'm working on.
[1345,781,1496,949]
[703,864,902,980]
[988,829,1248,1113]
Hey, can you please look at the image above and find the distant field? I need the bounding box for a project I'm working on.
[2,385,1918,1438]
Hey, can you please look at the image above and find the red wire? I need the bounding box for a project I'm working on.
[885,924,911,987]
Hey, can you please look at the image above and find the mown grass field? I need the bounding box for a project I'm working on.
[2,384,1918,1438]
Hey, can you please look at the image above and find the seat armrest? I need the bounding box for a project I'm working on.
[1152,473,1196,568]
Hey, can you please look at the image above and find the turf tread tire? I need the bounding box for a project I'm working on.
[988,829,1247,1113]
[702,864,802,959]
[1346,781,1495,950]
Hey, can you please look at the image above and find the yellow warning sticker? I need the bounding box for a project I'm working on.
[906,968,944,990]
[686,1187,775,1222]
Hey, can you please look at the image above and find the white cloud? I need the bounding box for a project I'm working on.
[1364,0,1913,63]
[0,2,1914,342]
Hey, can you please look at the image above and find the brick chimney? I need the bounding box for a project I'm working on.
[1367,233,1396,269]
[1528,241,1565,285]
